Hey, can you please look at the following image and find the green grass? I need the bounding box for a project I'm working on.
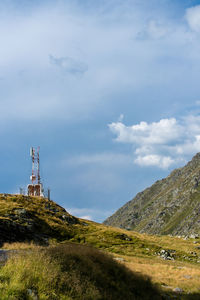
[1,194,200,298]
[0,244,161,300]
[0,194,79,245]
[1,194,200,264]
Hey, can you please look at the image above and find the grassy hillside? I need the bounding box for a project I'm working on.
[1,194,200,298]
[0,194,78,245]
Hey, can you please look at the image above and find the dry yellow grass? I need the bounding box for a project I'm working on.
[2,241,41,250]
[113,254,200,294]
[136,232,200,253]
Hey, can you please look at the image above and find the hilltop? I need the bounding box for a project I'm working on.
[0,194,79,246]
[104,152,200,236]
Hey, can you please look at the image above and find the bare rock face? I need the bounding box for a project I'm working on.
[104,153,200,236]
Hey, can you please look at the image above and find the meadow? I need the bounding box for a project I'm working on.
[0,195,200,299]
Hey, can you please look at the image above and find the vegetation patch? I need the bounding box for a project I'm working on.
[0,244,161,300]
[1,194,200,297]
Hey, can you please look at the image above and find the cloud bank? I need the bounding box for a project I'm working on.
[1,1,200,125]
[109,115,200,169]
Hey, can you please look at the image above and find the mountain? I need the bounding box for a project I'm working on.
[104,153,200,236]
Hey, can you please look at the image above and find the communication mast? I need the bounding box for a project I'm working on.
[27,147,44,197]
[37,147,41,184]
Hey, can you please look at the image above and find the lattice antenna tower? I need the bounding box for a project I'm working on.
[30,147,41,184]
[37,147,41,184]
[28,147,44,197]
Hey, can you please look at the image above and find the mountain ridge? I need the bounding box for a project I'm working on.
[104,152,200,236]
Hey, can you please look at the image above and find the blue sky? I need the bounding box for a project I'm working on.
[1,0,200,221]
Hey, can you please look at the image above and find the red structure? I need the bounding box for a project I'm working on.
[27,147,43,197]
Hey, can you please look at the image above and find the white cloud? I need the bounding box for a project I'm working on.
[66,207,112,221]
[67,208,94,220]
[109,118,182,145]
[134,154,175,169]
[79,215,92,221]
[186,5,200,32]
[109,115,200,169]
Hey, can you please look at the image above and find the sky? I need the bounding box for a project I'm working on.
[1,0,200,221]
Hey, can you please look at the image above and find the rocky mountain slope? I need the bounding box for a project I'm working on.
[104,153,200,236]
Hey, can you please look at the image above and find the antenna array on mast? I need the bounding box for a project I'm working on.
[28,147,43,197]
